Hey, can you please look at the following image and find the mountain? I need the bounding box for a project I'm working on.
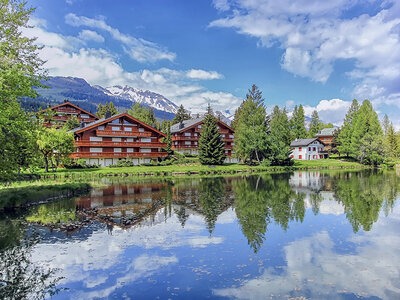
[21,76,176,120]
[104,85,178,114]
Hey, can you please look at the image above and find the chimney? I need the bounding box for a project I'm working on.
[64,99,68,103]
[179,120,184,129]
[105,110,112,119]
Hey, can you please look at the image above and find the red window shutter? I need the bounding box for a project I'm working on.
[313,147,316,151]
[299,155,302,159]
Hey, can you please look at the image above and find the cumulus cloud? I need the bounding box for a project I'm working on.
[210,0,400,116]
[65,13,176,63]
[186,69,223,80]
[78,29,105,43]
[213,0,230,12]
[23,18,241,114]
[302,98,352,126]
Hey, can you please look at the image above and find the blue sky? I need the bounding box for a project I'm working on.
[25,0,400,126]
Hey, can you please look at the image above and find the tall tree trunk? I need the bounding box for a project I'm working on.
[44,155,48,172]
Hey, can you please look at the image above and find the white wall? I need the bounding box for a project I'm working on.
[291,141,325,160]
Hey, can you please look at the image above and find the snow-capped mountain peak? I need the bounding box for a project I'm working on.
[104,85,178,114]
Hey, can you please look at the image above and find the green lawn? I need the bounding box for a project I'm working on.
[29,159,367,179]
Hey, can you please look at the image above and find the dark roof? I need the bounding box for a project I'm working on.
[315,128,335,137]
[170,118,204,133]
[290,138,325,147]
[38,101,98,119]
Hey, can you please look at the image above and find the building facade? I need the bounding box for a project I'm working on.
[69,113,167,167]
[290,138,327,160]
[170,118,236,161]
[38,101,98,128]
[315,128,336,150]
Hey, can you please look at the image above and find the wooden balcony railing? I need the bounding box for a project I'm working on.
[56,108,79,114]
[70,152,168,158]
[75,141,166,148]
[96,130,152,137]
[172,136,199,141]
[172,145,198,149]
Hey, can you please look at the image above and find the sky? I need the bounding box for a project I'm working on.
[24,0,400,126]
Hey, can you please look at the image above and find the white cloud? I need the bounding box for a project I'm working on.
[210,0,400,118]
[303,98,352,126]
[213,0,231,12]
[65,13,176,63]
[186,69,223,80]
[78,29,105,43]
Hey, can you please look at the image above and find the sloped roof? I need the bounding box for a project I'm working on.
[290,138,325,147]
[170,117,234,133]
[38,101,98,119]
[68,113,166,137]
[316,128,336,137]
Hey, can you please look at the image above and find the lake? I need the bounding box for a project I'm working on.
[1,170,400,299]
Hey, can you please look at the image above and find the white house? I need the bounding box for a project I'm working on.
[290,138,327,160]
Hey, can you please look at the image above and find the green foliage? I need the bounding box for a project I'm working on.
[198,105,226,165]
[163,123,173,155]
[290,105,307,139]
[385,123,400,158]
[337,99,359,156]
[64,116,80,131]
[36,128,75,172]
[308,110,323,138]
[96,101,118,118]
[171,104,191,125]
[268,106,293,166]
[127,102,157,126]
[234,84,270,164]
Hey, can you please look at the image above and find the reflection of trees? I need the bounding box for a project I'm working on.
[334,171,399,232]
[26,198,76,225]
[233,174,305,253]
[198,178,227,234]
[0,236,62,299]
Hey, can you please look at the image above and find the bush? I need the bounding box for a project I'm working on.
[64,159,99,169]
[109,159,135,168]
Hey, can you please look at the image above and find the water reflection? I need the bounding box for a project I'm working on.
[1,170,400,299]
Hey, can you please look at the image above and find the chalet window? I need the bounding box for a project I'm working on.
[185,141,191,145]
[299,147,302,151]
[111,119,120,124]
[198,125,201,129]
[184,132,191,137]
[114,148,122,153]
[111,126,120,131]
[98,126,105,130]
[124,127,132,132]
[139,128,144,132]
[90,137,102,141]
[90,148,102,153]
[81,114,89,119]
[141,148,151,153]
[229,135,234,138]
[194,133,198,137]
[290,155,294,158]
[308,147,311,151]
[141,138,151,143]
[127,148,134,153]
[112,138,121,142]
[313,147,316,151]
[124,121,133,125]
[194,141,198,145]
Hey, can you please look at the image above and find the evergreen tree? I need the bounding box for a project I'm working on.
[234,85,270,164]
[350,100,384,164]
[231,101,244,130]
[198,105,225,165]
[382,114,390,136]
[64,116,80,131]
[164,124,173,155]
[290,105,307,139]
[172,104,191,125]
[337,99,359,156]
[127,103,157,126]
[308,110,323,138]
[385,123,400,158]
[96,101,118,118]
[269,106,293,165]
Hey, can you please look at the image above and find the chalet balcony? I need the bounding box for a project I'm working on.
[223,138,234,142]
[70,152,168,158]
[173,145,198,149]
[56,108,79,114]
[172,136,199,141]
[75,141,166,148]
[96,130,152,137]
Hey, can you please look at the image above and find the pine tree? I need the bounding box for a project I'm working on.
[234,85,270,164]
[308,110,323,138]
[290,105,307,139]
[337,99,359,156]
[128,103,157,126]
[96,102,118,118]
[172,105,191,125]
[164,124,173,155]
[231,100,244,130]
[385,123,400,158]
[350,100,384,164]
[269,106,293,165]
[382,114,390,136]
[198,105,225,165]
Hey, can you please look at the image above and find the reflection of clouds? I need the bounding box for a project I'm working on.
[31,209,224,299]
[216,208,237,224]
[214,206,400,299]
[305,195,345,216]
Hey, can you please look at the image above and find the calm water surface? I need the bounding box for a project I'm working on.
[1,170,400,299]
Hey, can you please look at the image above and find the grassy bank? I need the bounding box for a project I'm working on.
[0,182,91,210]
[29,159,367,179]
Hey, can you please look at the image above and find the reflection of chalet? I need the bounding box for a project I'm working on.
[69,113,167,166]
[170,118,237,162]
[38,101,98,128]
[75,183,169,229]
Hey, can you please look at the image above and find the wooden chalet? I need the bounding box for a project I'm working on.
[38,101,98,127]
[315,128,336,150]
[170,117,236,160]
[69,113,167,166]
